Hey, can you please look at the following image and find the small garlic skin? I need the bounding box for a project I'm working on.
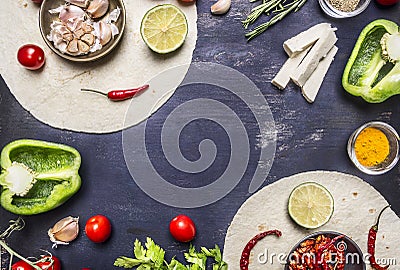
[48,216,79,248]
[211,0,231,15]
[87,0,109,19]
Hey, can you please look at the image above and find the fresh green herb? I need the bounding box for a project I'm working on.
[114,238,228,270]
[243,0,308,41]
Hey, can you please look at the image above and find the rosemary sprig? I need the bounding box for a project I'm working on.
[243,0,308,41]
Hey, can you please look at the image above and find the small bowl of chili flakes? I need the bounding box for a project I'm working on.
[347,121,400,175]
[286,231,365,270]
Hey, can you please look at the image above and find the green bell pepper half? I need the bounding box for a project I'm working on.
[342,19,400,103]
[0,139,81,215]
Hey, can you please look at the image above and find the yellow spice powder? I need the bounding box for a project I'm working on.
[354,127,390,167]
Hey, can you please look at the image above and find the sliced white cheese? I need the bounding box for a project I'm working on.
[290,30,337,87]
[283,23,336,58]
[301,46,338,103]
[271,47,311,90]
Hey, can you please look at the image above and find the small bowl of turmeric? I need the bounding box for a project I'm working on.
[348,122,400,175]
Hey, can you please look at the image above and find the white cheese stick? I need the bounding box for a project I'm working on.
[290,30,337,87]
[302,46,338,103]
[283,23,335,58]
[271,47,311,90]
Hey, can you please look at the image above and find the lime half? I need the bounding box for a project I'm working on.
[140,4,188,54]
[288,182,334,229]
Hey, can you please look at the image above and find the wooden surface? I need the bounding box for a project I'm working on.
[1,0,400,269]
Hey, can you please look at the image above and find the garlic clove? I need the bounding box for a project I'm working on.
[87,0,109,19]
[67,38,79,54]
[59,5,86,24]
[74,28,85,39]
[65,0,89,8]
[211,0,231,15]
[48,216,79,248]
[94,21,112,46]
[63,33,74,42]
[81,33,95,46]
[78,40,91,53]
[81,22,94,33]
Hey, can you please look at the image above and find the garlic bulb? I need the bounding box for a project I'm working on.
[87,0,109,19]
[48,216,79,248]
[211,0,231,15]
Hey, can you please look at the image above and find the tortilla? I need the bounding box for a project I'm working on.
[223,171,400,270]
[0,0,197,133]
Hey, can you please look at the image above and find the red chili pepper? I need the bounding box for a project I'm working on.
[240,229,282,270]
[81,84,149,101]
[368,205,391,270]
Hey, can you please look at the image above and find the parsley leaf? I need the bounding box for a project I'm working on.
[114,238,228,270]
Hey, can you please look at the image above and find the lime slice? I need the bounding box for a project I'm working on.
[140,4,188,54]
[288,182,334,229]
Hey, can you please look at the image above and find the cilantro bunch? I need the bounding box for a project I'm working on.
[114,238,228,270]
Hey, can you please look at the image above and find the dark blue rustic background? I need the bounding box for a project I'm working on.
[0,0,399,268]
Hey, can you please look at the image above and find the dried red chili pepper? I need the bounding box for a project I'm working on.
[368,205,391,270]
[240,229,282,270]
[315,235,344,270]
[81,84,149,101]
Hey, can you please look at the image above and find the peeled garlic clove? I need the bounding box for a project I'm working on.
[87,0,109,19]
[211,0,231,15]
[81,22,94,33]
[81,33,95,46]
[74,28,85,39]
[63,33,74,42]
[59,5,86,24]
[67,39,79,54]
[94,21,112,46]
[48,216,79,248]
[66,0,89,8]
[78,40,90,53]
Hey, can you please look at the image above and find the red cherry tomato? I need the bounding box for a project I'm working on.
[35,256,61,270]
[17,44,45,70]
[169,215,196,242]
[31,0,43,4]
[376,0,398,5]
[11,260,34,270]
[85,215,112,243]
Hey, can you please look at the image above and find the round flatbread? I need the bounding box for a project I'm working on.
[0,0,197,133]
[223,171,400,270]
